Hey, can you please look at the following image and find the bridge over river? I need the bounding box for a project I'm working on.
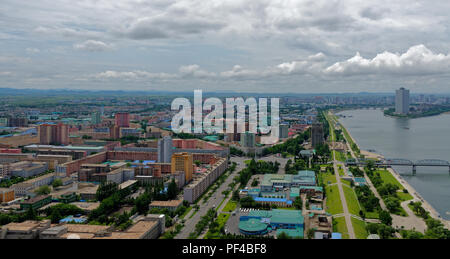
[346,158,450,174]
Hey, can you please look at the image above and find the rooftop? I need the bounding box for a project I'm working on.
[150,200,183,208]
[238,218,268,233]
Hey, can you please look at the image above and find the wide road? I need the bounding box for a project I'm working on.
[175,156,246,239]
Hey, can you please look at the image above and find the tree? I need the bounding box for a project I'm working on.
[35,185,51,195]
[379,210,392,226]
[232,190,240,202]
[277,231,291,239]
[384,197,401,213]
[25,207,37,221]
[194,160,201,167]
[52,178,63,188]
[167,179,178,200]
[96,182,119,201]
[293,196,303,210]
[50,209,62,223]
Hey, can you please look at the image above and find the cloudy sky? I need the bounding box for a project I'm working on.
[1,0,450,93]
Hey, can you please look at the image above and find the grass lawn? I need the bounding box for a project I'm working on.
[205,213,230,239]
[318,171,337,185]
[335,151,347,162]
[325,185,344,215]
[396,191,414,202]
[217,213,230,227]
[333,216,349,239]
[223,200,237,212]
[376,169,404,190]
[341,179,352,186]
[364,211,380,219]
[216,197,227,211]
[343,185,361,216]
[351,217,368,239]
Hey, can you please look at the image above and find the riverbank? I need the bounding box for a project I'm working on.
[384,107,450,119]
[334,111,450,230]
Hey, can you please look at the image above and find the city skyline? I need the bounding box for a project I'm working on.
[1,1,450,93]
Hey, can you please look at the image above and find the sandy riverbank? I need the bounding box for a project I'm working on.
[335,112,450,229]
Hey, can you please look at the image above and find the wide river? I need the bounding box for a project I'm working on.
[337,108,450,220]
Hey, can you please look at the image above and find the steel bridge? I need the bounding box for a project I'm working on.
[345,158,450,174]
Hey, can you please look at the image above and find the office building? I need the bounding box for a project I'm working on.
[157,136,173,163]
[311,122,324,148]
[171,152,193,183]
[395,87,410,115]
[115,112,130,128]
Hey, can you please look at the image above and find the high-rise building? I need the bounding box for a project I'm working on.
[311,122,324,148]
[395,87,410,115]
[38,123,69,145]
[91,112,101,125]
[279,124,289,139]
[171,152,193,183]
[115,112,130,128]
[158,136,173,163]
[240,132,256,147]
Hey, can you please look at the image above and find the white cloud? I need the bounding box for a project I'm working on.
[178,65,216,78]
[324,45,450,76]
[93,70,177,80]
[73,40,113,52]
[0,71,13,76]
[0,56,31,63]
[26,48,40,54]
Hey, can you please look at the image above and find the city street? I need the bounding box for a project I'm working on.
[175,156,246,239]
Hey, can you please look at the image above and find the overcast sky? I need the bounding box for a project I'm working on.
[1,0,450,93]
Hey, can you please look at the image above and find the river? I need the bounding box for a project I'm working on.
[337,108,450,220]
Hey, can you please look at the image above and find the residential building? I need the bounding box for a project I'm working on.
[115,112,130,128]
[38,123,69,145]
[149,200,183,212]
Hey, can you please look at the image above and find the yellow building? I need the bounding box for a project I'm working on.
[0,188,15,203]
[171,152,193,183]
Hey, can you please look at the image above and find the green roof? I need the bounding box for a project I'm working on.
[261,174,293,186]
[238,218,268,232]
[270,209,304,225]
[248,209,304,225]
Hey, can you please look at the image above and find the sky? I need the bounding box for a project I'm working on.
[1,0,450,93]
